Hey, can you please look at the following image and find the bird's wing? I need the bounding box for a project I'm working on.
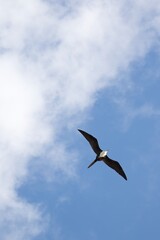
[78,129,102,155]
[103,157,127,180]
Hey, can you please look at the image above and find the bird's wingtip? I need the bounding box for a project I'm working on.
[124,175,127,181]
[78,129,83,133]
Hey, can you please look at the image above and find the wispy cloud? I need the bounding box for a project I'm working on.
[0,0,160,239]
[113,96,160,130]
[0,199,46,240]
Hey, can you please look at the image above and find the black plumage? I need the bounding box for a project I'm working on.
[78,129,127,180]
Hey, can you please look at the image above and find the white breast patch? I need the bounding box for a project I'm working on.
[99,150,108,158]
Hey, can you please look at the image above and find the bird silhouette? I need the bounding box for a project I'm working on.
[78,129,127,180]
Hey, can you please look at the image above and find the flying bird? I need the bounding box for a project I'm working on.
[78,129,127,180]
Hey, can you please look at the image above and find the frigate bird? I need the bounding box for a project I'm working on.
[78,129,127,180]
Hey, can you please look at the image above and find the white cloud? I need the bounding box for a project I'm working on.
[113,96,160,130]
[0,199,46,240]
[0,0,160,239]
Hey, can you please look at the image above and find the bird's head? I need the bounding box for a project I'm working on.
[105,150,109,155]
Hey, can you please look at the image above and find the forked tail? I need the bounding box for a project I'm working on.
[88,159,97,168]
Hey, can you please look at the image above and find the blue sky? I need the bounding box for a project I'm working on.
[0,0,160,239]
